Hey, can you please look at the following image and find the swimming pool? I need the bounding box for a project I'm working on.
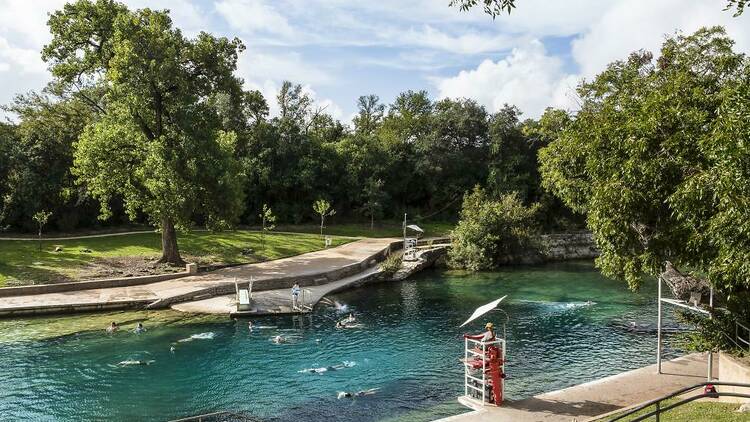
[0,261,684,421]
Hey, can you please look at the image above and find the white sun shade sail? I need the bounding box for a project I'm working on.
[459,296,507,328]
[406,224,424,232]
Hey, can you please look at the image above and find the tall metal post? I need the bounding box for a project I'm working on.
[708,287,714,381]
[657,276,663,374]
[402,213,407,251]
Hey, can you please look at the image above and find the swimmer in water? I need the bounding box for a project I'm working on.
[134,322,145,333]
[106,321,119,333]
[118,360,154,366]
[337,388,379,399]
[170,345,176,353]
[272,335,286,344]
[248,321,253,331]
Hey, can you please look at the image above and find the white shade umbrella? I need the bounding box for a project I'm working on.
[406,224,424,232]
[459,296,507,328]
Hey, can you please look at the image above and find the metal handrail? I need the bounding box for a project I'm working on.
[737,321,750,351]
[609,382,750,421]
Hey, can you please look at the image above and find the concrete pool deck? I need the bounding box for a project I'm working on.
[0,238,397,316]
[438,353,717,421]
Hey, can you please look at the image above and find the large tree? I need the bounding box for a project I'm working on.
[539,27,748,299]
[42,0,245,264]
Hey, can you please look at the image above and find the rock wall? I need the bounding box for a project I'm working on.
[497,232,599,265]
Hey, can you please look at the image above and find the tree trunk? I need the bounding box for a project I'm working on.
[370,212,374,230]
[320,216,324,238]
[158,217,184,265]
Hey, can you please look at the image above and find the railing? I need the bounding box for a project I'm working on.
[608,381,750,421]
[736,321,750,352]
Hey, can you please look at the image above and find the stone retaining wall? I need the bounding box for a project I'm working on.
[0,270,192,298]
[718,352,750,403]
[496,232,599,265]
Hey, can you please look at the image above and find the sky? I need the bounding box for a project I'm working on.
[0,0,749,123]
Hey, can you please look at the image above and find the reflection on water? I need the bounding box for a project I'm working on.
[0,261,685,422]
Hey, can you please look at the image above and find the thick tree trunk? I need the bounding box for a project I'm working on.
[158,217,184,266]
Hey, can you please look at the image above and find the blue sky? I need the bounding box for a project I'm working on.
[1,0,748,122]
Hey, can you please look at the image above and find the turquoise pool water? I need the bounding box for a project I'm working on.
[0,261,684,421]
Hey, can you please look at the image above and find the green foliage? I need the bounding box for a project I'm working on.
[449,0,516,17]
[379,253,403,277]
[43,0,246,263]
[313,198,336,237]
[539,27,747,290]
[538,26,750,351]
[258,203,276,250]
[449,187,540,271]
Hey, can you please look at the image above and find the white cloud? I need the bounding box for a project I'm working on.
[571,0,750,79]
[215,0,294,38]
[434,40,578,118]
[237,48,332,87]
[393,25,517,55]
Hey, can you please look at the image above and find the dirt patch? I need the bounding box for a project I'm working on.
[80,256,191,280]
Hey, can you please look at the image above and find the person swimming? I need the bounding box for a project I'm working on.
[272,335,286,344]
[300,361,356,374]
[170,345,176,353]
[337,388,379,399]
[106,322,119,333]
[118,360,154,366]
[248,321,253,331]
[134,322,145,334]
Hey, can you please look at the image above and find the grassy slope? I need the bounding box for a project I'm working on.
[0,231,351,287]
[613,398,747,421]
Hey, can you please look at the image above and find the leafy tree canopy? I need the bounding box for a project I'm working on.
[42,0,246,263]
[539,27,749,301]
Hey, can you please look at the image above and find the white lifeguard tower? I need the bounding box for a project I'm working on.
[459,296,509,407]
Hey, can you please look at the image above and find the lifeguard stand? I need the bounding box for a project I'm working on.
[459,296,509,407]
[462,337,506,406]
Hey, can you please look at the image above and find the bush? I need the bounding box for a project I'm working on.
[379,253,403,276]
[449,187,540,271]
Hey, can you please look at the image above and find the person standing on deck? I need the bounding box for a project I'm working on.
[291,283,301,310]
[464,322,495,343]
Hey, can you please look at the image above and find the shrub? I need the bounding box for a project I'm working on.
[448,187,540,271]
[379,253,403,276]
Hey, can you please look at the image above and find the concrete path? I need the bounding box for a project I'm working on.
[172,265,383,315]
[439,353,716,422]
[0,238,396,316]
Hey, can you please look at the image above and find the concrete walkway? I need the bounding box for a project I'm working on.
[0,238,396,316]
[439,353,716,422]
[172,265,383,315]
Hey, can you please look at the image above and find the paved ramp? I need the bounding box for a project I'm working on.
[0,238,397,316]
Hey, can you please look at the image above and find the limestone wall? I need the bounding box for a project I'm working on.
[496,232,599,265]
[718,352,750,403]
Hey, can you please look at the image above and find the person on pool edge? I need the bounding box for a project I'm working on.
[464,322,495,342]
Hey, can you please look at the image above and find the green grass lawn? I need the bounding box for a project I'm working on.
[611,398,748,421]
[0,231,352,287]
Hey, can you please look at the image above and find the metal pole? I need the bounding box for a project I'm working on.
[708,287,714,381]
[657,276,663,374]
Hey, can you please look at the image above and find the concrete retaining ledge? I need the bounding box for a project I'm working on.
[0,299,154,317]
[0,270,193,298]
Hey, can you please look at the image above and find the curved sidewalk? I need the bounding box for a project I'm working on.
[0,238,397,317]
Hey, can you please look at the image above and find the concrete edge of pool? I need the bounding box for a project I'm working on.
[434,353,716,421]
